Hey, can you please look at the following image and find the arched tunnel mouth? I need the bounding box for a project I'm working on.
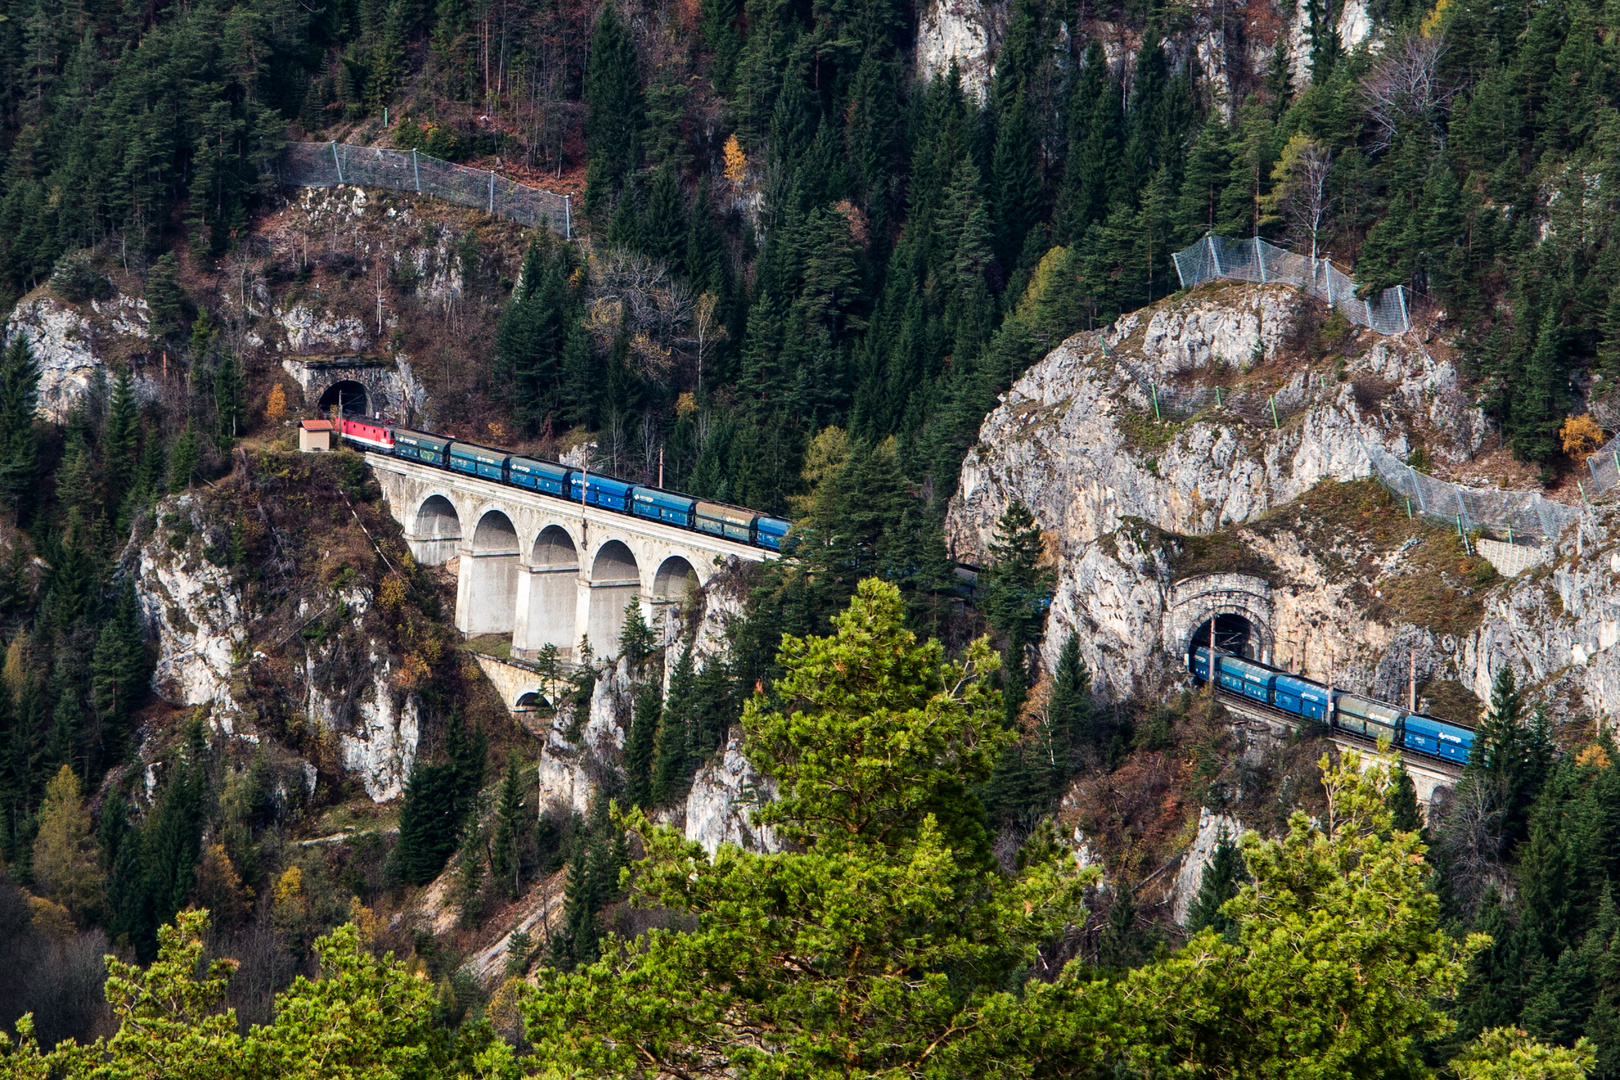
[1189,613,1257,663]
[318,380,370,416]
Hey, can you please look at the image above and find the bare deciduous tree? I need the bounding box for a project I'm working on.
[1264,134,1334,260]
[1361,33,1452,149]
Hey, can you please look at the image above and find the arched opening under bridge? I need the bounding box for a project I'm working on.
[516,525,579,656]
[463,509,520,636]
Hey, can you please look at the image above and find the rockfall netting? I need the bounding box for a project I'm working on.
[1171,235,1413,336]
[1137,376,1579,544]
[274,142,572,236]
[1586,433,1620,494]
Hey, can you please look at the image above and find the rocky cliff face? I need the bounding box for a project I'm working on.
[6,290,152,421]
[131,457,438,802]
[945,283,1540,712]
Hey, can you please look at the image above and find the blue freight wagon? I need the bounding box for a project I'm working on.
[633,487,697,527]
[754,516,791,551]
[1273,673,1331,721]
[572,472,634,512]
[509,456,572,496]
[1403,713,1474,765]
[393,429,451,467]
[449,442,509,481]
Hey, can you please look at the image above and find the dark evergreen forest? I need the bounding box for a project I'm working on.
[0,0,1618,1065]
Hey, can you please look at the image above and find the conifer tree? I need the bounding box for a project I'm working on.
[1047,632,1097,766]
[981,501,1053,724]
[89,580,146,778]
[653,644,696,806]
[0,333,39,517]
[1185,830,1244,939]
[618,597,656,664]
[490,752,530,898]
[454,817,484,926]
[583,1,644,226]
[31,763,103,922]
[103,366,140,493]
[145,255,186,342]
[623,682,660,809]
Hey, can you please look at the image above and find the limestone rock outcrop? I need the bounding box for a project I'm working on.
[684,736,780,856]
[945,282,1521,708]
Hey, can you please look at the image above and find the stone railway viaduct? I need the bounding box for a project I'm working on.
[365,454,767,705]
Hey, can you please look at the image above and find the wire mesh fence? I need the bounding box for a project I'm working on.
[1366,443,1579,544]
[1133,375,1578,544]
[1171,235,1413,336]
[273,142,572,236]
[1586,432,1620,494]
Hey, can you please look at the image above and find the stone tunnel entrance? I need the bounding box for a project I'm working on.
[318,379,370,416]
[1189,613,1258,660]
[1163,573,1275,667]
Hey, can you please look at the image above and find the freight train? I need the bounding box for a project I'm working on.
[1190,645,1476,766]
[337,418,793,552]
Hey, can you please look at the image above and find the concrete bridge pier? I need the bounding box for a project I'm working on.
[514,526,580,658]
[456,509,521,636]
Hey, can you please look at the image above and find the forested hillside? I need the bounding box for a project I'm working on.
[1,0,1620,1072]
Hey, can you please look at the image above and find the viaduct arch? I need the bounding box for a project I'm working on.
[367,454,769,665]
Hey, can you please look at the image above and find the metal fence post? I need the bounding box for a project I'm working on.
[1325,259,1333,306]
[1255,236,1267,283]
[1207,234,1222,277]
[1397,285,1410,332]
[412,149,420,192]
[564,194,571,240]
[1172,252,1188,290]
[331,140,343,184]
[489,169,496,213]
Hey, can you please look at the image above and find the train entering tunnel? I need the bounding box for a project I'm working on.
[1188,613,1258,663]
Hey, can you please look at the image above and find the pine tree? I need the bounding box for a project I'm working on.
[0,333,39,517]
[641,162,686,270]
[582,1,644,227]
[392,761,464,886]
[1387,764,1425,836]
[454,817,485,926]
[653,644,696,806]
[619,597,656,664]
[89,580,146,778]
[167,422,200,493]
[623,682,660,809]
[1098,885,1149,969]
[557,830,601,967]
[489,752,529,899]
[1047,632,1097,766]
[31,763,103,922]
[103,365,140,494]
[214,349,243,451]
[981,501,1053,724]
[1186,830,1245,939]
[145,254,186,342]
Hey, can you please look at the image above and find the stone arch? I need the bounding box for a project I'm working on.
[652,555,697,602]
[515,525,579,656]
[1164,573,1275,666]
[318,379,371,416]
[587,540,641,656]
[462,508,520,636]
[410,494,461,566]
